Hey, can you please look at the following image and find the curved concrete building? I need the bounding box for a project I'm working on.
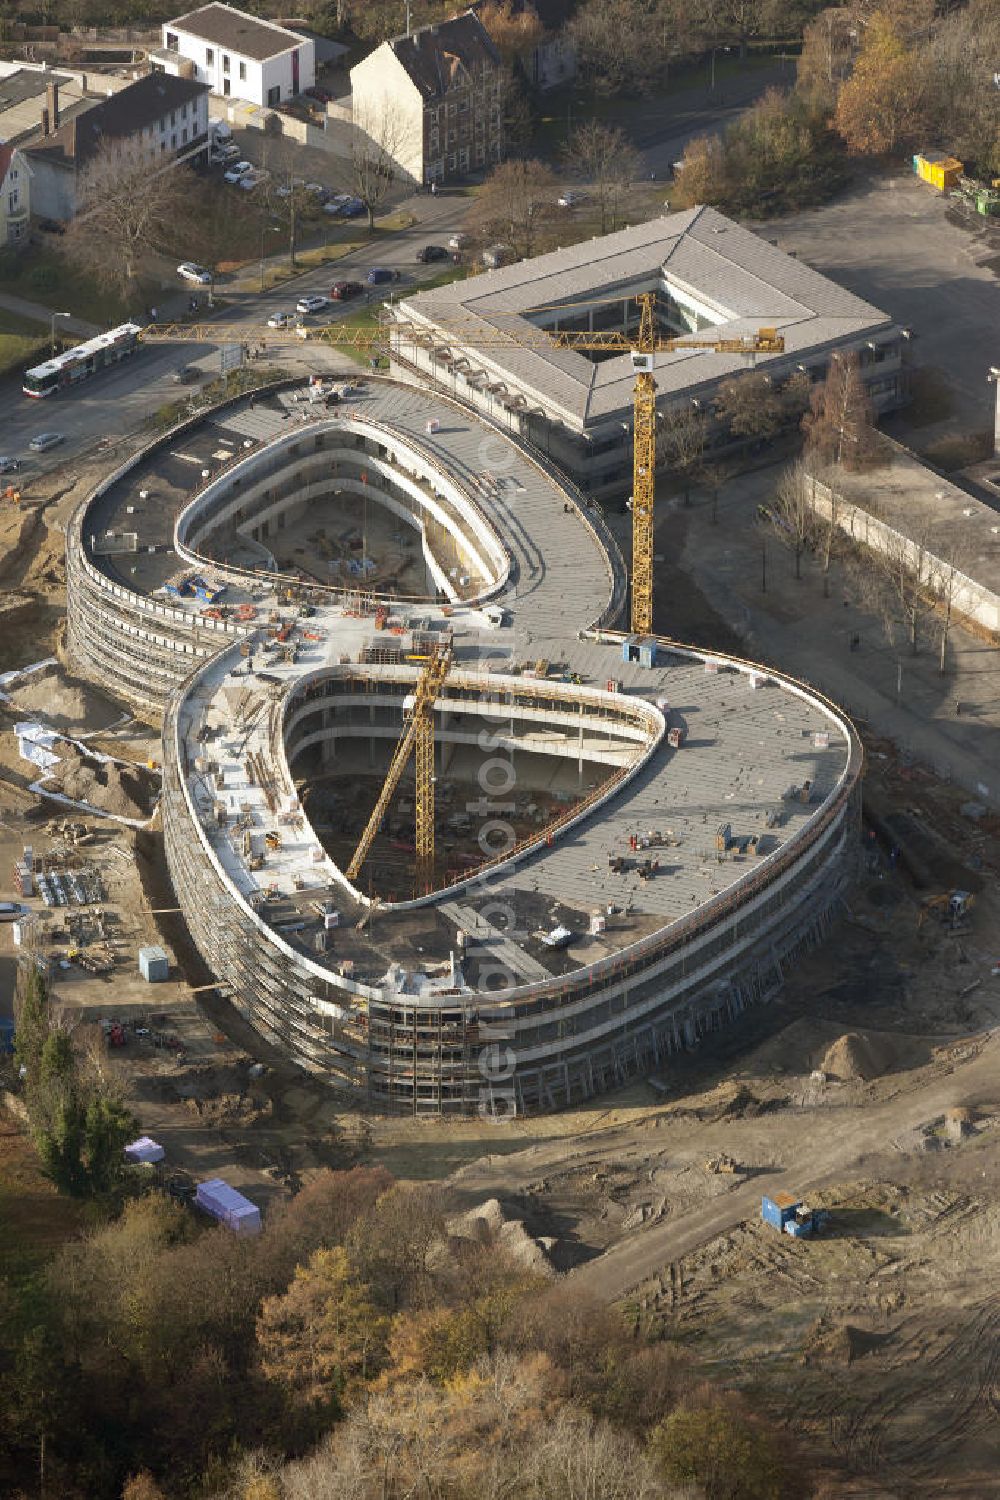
[67,375,862,1115]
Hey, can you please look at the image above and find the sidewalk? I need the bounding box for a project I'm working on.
[658,462,1000,809]
[0,292,100,340]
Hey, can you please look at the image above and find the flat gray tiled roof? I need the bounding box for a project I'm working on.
[397,206,894,426]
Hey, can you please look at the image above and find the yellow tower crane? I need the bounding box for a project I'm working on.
[345,641,453,895]
[143,303,782,634]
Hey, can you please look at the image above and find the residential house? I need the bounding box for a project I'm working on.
[0,142,31,244]
[153,3,315,107]
[24,72,210,222]
[472,0,576,92]
[350,12,503,187]
[0,64,100,147]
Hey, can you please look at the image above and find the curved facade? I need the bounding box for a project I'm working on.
[68,375,862,1116]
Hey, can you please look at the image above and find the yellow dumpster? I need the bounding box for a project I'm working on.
[914,152,963,191]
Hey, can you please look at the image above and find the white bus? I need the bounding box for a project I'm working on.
[23,322,143,398]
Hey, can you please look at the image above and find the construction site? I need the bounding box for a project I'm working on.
[2,207,1000,1490]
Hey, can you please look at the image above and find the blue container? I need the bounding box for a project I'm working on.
[762,1192,799,1229]
[0,1016,14,1054]
[138,945,169,983]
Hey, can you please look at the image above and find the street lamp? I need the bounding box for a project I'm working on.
[50,310,70,356]
[259,223,280,294]
[709,46,731,91]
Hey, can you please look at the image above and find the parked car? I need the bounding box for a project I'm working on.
[338,197,366,218]
[170,365,200,386]
[304,182,330,201]
[330,280,363,301]
[416,244,449,263]
[0,456,20,473]
[448,232,470,249]
[482,243,516,269]
[29,432,65,452]
[557,188,589,208]
[367,266,394,285]
[223,160,253,183]
[305,85,332,102]
[177,261,212,284]
[267,310,296,328]
[212,142,241,164]
[295,294,330,315]
[239,169,268,192]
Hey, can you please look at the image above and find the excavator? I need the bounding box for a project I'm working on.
[917,889,975,931]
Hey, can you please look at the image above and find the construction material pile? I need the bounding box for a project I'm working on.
[48,742,159,821]
[819,1031,891,1082]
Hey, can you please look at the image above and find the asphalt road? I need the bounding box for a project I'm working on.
[1,192,468,480]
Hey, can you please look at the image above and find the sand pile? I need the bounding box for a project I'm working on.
[11,667,121,733]
[446,1197,556,1277]
[804,1319,892,1366]
[820,1032,891,1082]
[49,742,159,821]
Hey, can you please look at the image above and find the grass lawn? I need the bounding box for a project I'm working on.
[0,1114,83,1280]
[534,50,790,159]
[0,247,129,327]
[0,309,52,378]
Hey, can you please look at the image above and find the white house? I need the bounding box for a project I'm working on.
[154,3,315,107]
[0,142,31,244]
[351,11,503,187]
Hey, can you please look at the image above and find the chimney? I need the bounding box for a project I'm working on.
[46,80,59,132]
[41,105,50,136]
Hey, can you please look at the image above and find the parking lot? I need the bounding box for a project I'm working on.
[767,170,1000,439]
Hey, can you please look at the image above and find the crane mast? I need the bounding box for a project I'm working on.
[345,643,453,895]
[630,294,657,635]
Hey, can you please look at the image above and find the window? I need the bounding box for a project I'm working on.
[171,134,177,149]
[222,54,230,74]
[170,110,176,125]
[181,126,188,143]
[206,46,214,63]
[267,83,280,105]
[166,31,178,49]
[223,78,231,96]
[239,60,246,80]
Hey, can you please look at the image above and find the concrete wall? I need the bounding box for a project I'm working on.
[808,475,1000,636]
[349,47,424,184]
[27,155,76,221]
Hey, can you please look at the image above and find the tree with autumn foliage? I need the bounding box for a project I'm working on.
[834,11,929,156]
[802,349,881,471]
[256,1246,390,1437]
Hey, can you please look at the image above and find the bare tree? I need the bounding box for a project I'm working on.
[658,401,708,506]
[65,138,188,299]
[469,158,558,260]
[926,527,973,675]
[714,370,783,444]
[562,120,640,233]
[351,98,412,231]
[769,460,817,579]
